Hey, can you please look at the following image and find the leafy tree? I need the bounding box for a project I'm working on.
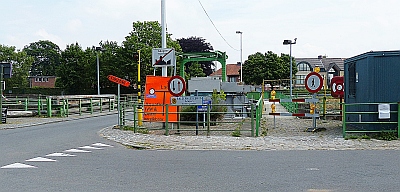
[185,62,205,80]
[23,40,61,76]
[177,36,214,76]
[242,51,297,85]
[122,21,181,87]
[57,43,95,94]
[0,45,33,89]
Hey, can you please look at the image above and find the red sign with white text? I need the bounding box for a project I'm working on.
[107,75,130,87]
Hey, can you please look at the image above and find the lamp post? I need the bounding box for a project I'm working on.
[283,38,297,98]
[94,46,104,95]
[236,31,243,83]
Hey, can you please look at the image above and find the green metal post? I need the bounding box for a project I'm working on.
[79,99,82,116]
[165,104,169,136]
[251,104,254,137]
[109,97,111,112]
[24,98,28,111]
[398,103,400,138]
[47,97,52,117]
[38,97,41,116]
[66,99,69,117]
[342,103,346,138]
[255,103,260,137]
[90,98,93,114]
[207,104,211,136]
[133,102,137,133]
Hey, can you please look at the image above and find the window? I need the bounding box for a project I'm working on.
[297,63,311,71]
[229,76,236,82]
[295,75,305,85]
[348,62,356,98]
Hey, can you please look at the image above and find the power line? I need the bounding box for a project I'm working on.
[197,0,239,51]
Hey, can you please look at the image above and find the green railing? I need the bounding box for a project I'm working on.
[120,96,264,137]
[3,95,118,118]
[342,102,400,138]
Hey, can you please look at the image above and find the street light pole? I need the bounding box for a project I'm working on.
[94,46,103,95]
[236,31,243,83]
[283,38,297,98]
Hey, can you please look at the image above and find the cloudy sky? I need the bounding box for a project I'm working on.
[1,0,400,64]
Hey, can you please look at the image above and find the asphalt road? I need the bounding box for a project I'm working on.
[1,115,400,192]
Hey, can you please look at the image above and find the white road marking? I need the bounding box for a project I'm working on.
[26,157,57,162]
[92,143,113,147]
[1,163,37,169]
[46,153,76,157]
[64,149,91,153]
[79,146,103,150]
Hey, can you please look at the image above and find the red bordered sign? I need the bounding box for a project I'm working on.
[330,76,344,97]
[168,75,186,96]
[305,72,323,93]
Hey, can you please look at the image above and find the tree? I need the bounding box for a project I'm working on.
[185,62,205,80]
[23,40,61,76]
[0,45,33,89]
[57,43,95,94]
[177,36,215,77]
[122,21,182,87]
[242,51,297,85]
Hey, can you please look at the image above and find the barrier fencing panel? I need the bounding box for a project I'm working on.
[3,95,117,118]
[120,97,264,137]
[342,102,400,138]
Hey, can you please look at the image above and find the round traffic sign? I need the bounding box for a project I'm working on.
[330,76,344,97]
[168,75,186,96]
[305,72,323,93]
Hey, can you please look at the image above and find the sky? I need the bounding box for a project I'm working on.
[1,0,400,65]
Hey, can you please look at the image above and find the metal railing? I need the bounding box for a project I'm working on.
[120,96,264,137]
[342,102,400,138]
[3,95,117,118]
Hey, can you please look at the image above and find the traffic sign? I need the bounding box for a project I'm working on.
[197,98,212,112]
[152,48,176,67]
[107,75,130,87]
[170,96,204,105]
[330,76,344,97]
[168,75,186,96]
[305,72,323,93]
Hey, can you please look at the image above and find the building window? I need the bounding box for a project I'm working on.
[229,76,236,82]
[348,62,356,98]
[295,75,305,85]
[297,63,311,71]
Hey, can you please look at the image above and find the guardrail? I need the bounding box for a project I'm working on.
[342,102,399,138]
[2,95,118,117]
[120,96,264,137]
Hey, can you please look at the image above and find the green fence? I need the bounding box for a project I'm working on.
[120,96,264,137]
[342,102,400,138]
[3,95,117,118]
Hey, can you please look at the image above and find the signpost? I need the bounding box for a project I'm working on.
[152,48,176,67]
[168,75,186,97]
[107,75,130,126]
[305,72,323,132]
[305,72,323,93]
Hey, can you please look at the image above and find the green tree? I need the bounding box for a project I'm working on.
[242,51,297,85]
[23,40,61,76]
[122,21,182,88]
[185,62,205,80]
[0,45,33,89]
[177,36,214,76]
[57,43,95,94]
